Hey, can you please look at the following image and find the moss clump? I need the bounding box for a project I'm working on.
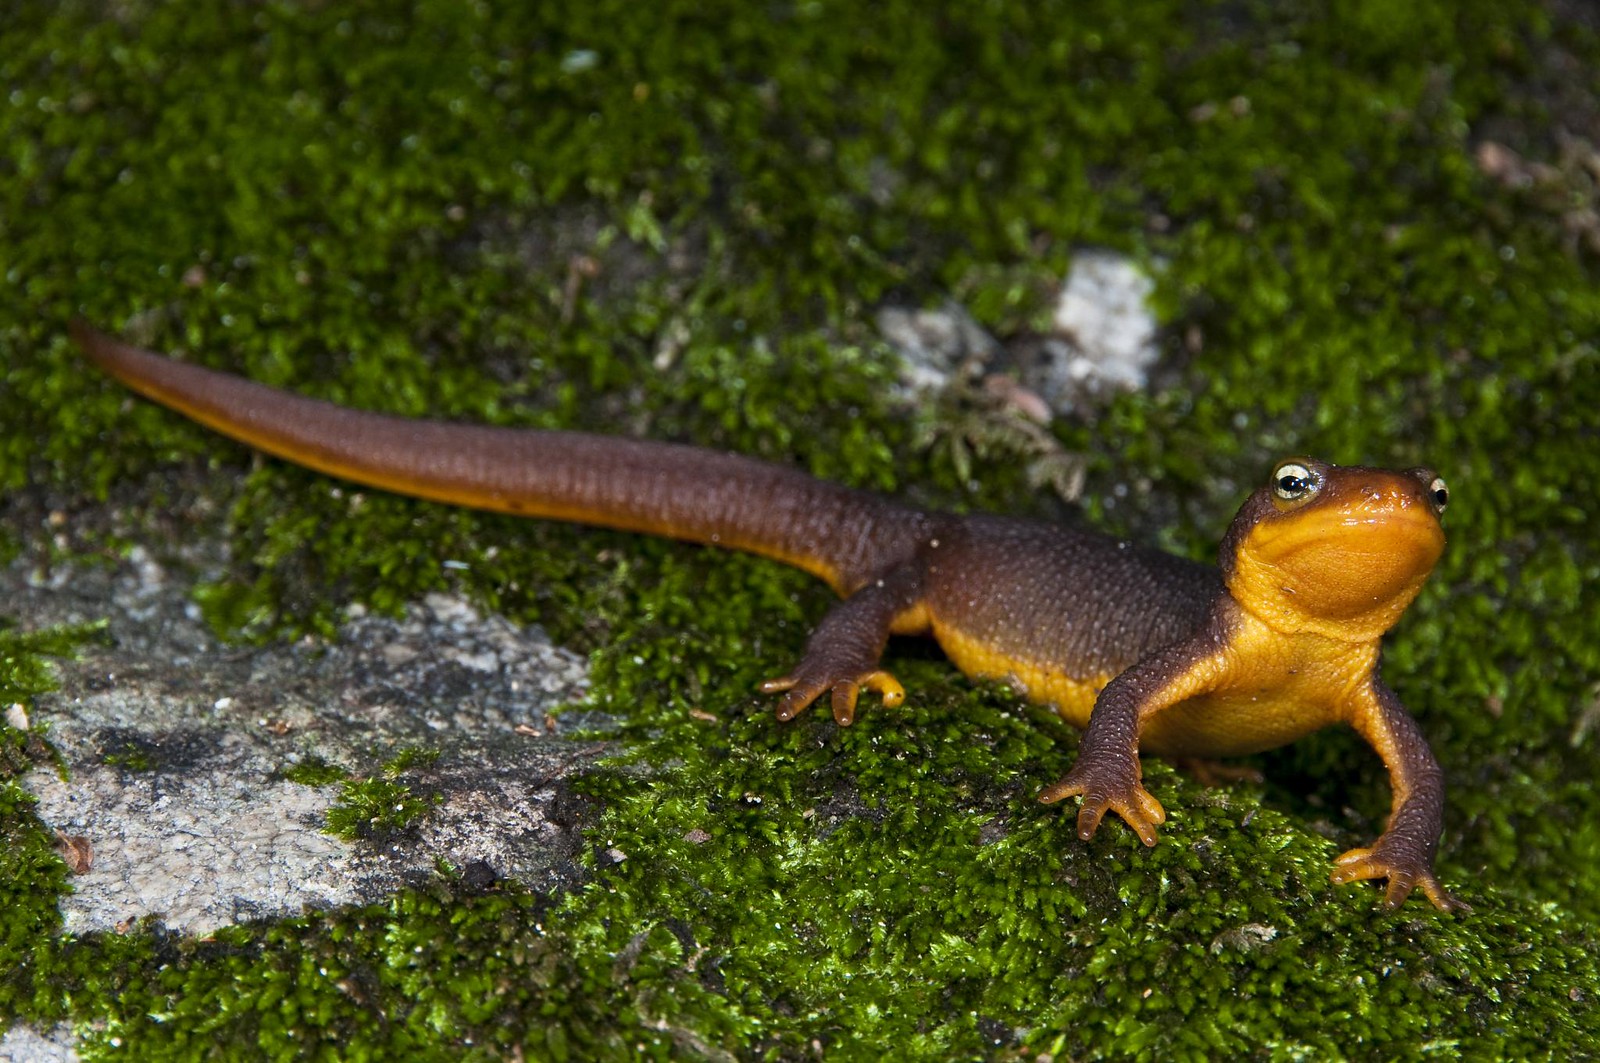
[281,756,349,789]
[0,621,108,1025]
[323,779,439,841]
[101,741,158,774]
[322,748,443,841]
[379,746,441,778]
[0,621,100,782]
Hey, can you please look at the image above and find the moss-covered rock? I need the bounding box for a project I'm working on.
[3,0,1598,1057]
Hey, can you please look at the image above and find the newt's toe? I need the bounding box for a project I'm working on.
[760,668,905,725]
[1040,769,1165,846]
[828,681,861,725]
[759,675,821,721]
[860,670,906,708]
[1331,845,1466,913]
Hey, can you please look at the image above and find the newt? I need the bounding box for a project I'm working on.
[69,320,1461,910]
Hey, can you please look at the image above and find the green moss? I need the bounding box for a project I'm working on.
[281,756,350,789]
[3,0,1600,1058]
[0,621,104,716]
[100,744,157,773]
[380,747,441,777]
[0,621,101,790]
[323,779,440,841]
[322,748,444,841]
[0,621,108,1025]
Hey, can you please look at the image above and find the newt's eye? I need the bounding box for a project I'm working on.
[1272,461,1318,502]
[1429,476,1449,512]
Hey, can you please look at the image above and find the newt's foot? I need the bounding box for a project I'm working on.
[1331,841,1468,912]
[759,667,905,726]
[1038,761,1165,846]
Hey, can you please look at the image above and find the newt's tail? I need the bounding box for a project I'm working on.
[70,321,926,594]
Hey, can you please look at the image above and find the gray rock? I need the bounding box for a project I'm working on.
[878,250,1162,419]
[7,537,603,938]
[0,1024,78,1063]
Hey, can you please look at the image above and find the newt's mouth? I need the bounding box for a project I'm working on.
[1233,480,1446,632]
[1257,497,1443,562]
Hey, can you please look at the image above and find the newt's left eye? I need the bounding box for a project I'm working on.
[1272,461,1318,503]
[1428,476,1449,512]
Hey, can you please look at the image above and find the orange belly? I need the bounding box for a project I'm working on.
[931,621,1109,728]
[931,617,1360,760]
[1138,686,1345,758]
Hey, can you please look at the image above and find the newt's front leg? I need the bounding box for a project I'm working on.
[759,564,924,725]
[1330,680,1464,911]
[1039,633,1228,844]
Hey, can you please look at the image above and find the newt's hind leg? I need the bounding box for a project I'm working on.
[760,564,925,726]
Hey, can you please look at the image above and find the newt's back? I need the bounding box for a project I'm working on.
[923,514,1222,726]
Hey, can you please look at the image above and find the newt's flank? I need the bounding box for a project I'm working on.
[71,320,1461,910]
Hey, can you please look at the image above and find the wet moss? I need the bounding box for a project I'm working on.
[281,756,350,789]
[323,747,444,841]
[2,0,1599,1058]
[0,621,105,1022]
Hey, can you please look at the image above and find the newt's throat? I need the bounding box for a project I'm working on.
[1227,507,1444,640]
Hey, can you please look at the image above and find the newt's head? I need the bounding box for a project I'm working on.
[1220,458,1448,640]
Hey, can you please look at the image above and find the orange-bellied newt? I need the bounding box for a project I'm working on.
[69,320,1460,910]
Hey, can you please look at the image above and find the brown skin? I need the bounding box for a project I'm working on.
[69,321,1461,910]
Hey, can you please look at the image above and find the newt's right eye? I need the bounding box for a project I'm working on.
[1428,476,1449,512]
[1272,461,1318,502]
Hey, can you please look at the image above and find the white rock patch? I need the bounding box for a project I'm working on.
[0,1023,79,1063]
[1051,250,1161,394]
[26,765,354,936]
